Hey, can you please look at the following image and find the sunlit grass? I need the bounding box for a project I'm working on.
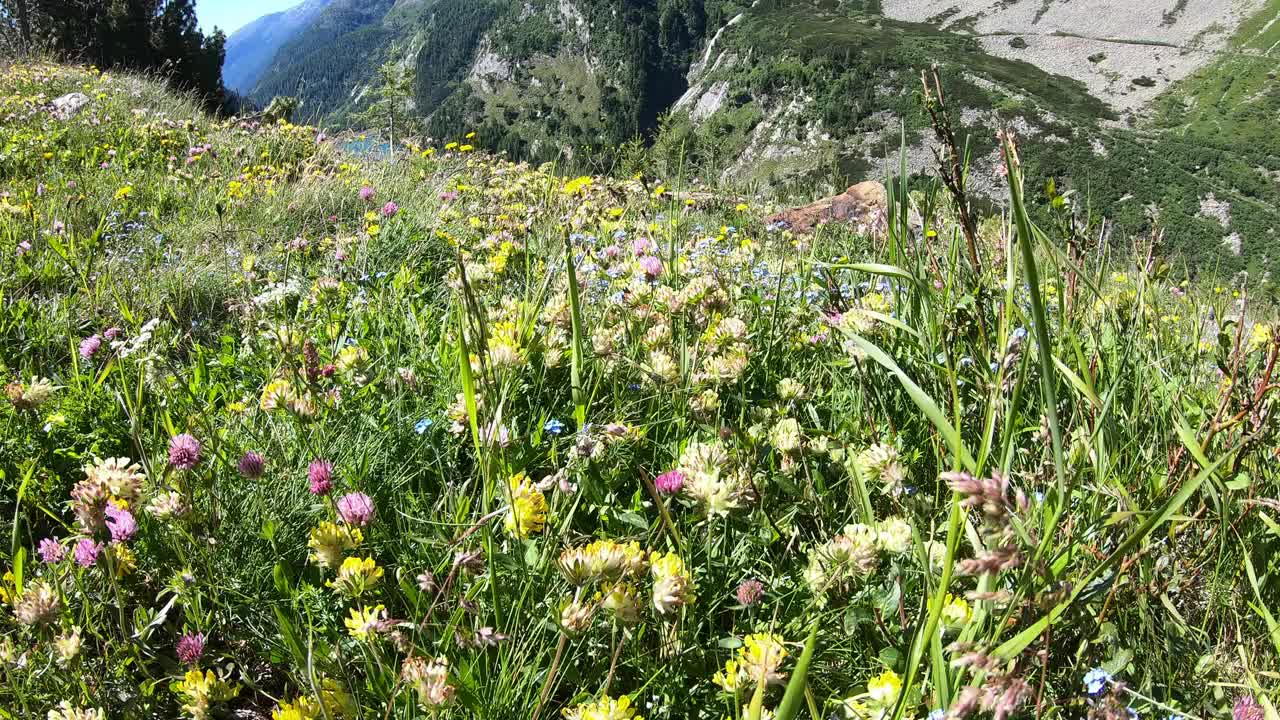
[1,62,1277,720]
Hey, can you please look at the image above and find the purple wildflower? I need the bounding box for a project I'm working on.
[79,334,102,360]
[336,492,376,527]
[74,538,102,567]
[168,434,202,470]
[176,632,206,665]
[38,537,65,563]
[307,460,333,496]
[104,503,137,542]
[381,201,399,218]
[654,470,685,495]
[1234,696,1265,720]
[359,185,375,201]
[238,451,265,478]
[639,255,663,278]
[735,578,765,606]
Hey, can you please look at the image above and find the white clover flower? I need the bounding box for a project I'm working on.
[678,439,747,516]
[876,516,912,555]
[922,540,947,573]
[47,702,105,720]
[646,350,679,383]
[770,418,803,454]
[55,626,82,666]
[777,377,806,401]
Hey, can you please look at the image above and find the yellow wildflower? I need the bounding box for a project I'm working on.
[650,551,694,614]
[176,669,238,720]
[564,176,593,196]
[344,604,386,640]
[308,521,363,569]
[561,694,642,720]
[329,556,384,597]
[714,633,789,693]
[504,472,548,539]
[866,669,902,708]
[1248,323,1272,352]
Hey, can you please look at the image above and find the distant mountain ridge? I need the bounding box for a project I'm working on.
[222,0,334,93]
[224,0,1280,271]
[245,0,409,121]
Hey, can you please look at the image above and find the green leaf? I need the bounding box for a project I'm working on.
[1225,473,1251,491]
[775,620,819,720]
[10,462,36,591]
[455,304,482,454]
[1052,356,1100,409]
[842,333,976,473]
[1102,648,1133,675]
[717,636,745,649]
[615,510,650,532]
[273,606,307,670]
[565,242,588,428]
[1242,551,1280,658]
[272,562,291,596]
[746,672,768,720]
[11,547,24,598]
[819,261,920,289]
[878,646,903,671]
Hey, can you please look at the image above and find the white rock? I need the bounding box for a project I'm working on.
[51,92,90,120]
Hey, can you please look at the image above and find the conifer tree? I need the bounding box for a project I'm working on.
[353,61,419,160]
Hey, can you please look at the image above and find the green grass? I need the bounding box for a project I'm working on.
[1,62,1278,720]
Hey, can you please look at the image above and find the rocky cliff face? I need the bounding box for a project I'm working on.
[880,0,1267,111]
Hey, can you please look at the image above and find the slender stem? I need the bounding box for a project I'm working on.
[531,634,568,720]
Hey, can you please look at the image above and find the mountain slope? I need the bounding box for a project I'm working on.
[222,0,334,93]
[232,0,1278,270]
[656,0,1279,271]
[244,0,742,142]
[248,0,445,123]
[881,0,1268,110]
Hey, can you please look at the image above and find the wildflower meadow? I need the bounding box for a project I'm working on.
[1,63,1278,720]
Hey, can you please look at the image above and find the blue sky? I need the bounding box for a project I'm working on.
[197,0,300,33]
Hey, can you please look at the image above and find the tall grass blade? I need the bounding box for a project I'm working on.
[775,620,819,720]
[843,333,976,473]
[994,454,1227,659]
[565,242,588,428]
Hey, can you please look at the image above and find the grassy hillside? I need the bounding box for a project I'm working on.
[2,62,1279,720]
[653,0,1280,274]
[231,0,1277,273]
